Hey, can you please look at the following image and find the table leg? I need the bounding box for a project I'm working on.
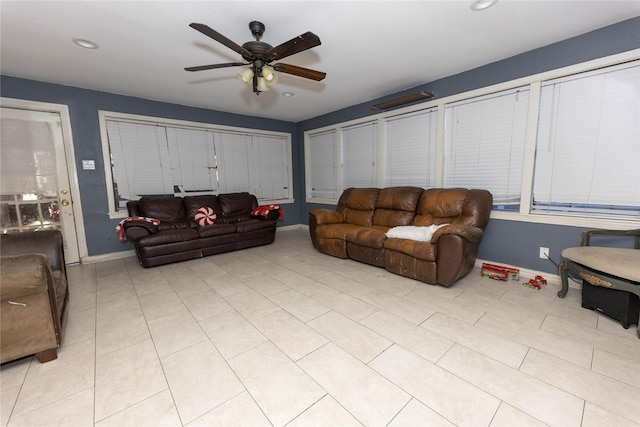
[558,258,570,298]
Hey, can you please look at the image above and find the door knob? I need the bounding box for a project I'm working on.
[60,189,68,195]
[61,199,70,206]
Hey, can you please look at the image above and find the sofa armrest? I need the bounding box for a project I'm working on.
[431,224,484,245]
[0,254,52,300]
[0,230,65,274]
[309,209,344,225]
[123,221,159,241]
[308,209,344,249]
[0,254,63,364]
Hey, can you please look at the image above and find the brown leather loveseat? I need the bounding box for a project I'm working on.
[0,230,69,363]
[123,192,279,267]
[309,187,493,287]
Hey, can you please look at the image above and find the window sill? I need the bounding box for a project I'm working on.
[490,210,640,230]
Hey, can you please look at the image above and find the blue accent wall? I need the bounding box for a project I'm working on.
[0,78,298,256]
[296,17,640,275]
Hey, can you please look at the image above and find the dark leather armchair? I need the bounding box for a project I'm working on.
[0,230,69,363]
[558,228,640,337]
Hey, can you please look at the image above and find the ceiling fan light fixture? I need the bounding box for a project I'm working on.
[257,77,270,92]
[237,68,254,84]
[262,67,278,86]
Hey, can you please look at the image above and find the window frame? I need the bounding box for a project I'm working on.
[443,87,530,211]
[99,111,293,219]
[303,49,640,230]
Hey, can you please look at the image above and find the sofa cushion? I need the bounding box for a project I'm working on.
[197,223,237,238]
[157,221,193,230]
[337,188,380,226]
[216,193,255,223]
[384,238,438,262]
[315,223,364,240]
[183,195,221,219]
[138,197,186,223]
[0,254,50,299]
[237,218,278,233]
[345,226,389,249]
[137,229,199,247]
[219,192,253,216]
[373,186,423,227]
[413,188,467,226]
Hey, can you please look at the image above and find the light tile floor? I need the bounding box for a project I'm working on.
[2,228,639,427]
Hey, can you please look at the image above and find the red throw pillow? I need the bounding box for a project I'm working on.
[194,206,217,226]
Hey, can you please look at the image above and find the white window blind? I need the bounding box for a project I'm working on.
[104,115,292,212]
[1,118,57,195]
[214,132,251,194]
[341,121,377,188]
[166,127,216,194]
[214,132,290,198]
[250,134,290,200]
[444,87,529,210]
[307,130,337,200]
[106,121,174,205]
[532,61,640,218]
[383,108,437,188]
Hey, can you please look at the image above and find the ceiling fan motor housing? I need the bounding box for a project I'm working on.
[241,41,273,63]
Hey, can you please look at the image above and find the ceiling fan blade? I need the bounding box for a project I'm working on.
[273,63,326,81]
[189,23,253,59]
[265,32,321,61]
[185,62,248,72]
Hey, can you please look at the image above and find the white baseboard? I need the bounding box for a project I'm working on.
[278,224,308,231]
[82,249,136,265]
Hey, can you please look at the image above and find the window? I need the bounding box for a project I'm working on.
[304,52,637,226]
[106,121,174,200]
[101,112,292,217]
[444,87,529,210]
[532,62,640,218]
[167,127,217,194]
[383,108,437,188]
[306,129,337,200]
[341,121,378,188]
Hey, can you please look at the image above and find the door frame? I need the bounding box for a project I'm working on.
[1,97,88,264]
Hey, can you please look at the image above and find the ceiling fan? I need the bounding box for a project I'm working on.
[185,21,326,94]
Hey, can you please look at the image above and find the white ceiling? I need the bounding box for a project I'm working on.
[1,1,639,122]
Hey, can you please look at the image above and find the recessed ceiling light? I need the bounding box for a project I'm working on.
[470,0,498,11]
[282,92,294,97]
[72,38,99,49]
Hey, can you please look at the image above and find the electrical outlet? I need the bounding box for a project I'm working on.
[539,247,550,259]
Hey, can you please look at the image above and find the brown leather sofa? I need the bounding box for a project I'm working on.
[0,230,69,363]
[309,187,493,287]
[124,192,279,267]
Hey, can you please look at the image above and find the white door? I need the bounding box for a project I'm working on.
[1,106,81,263]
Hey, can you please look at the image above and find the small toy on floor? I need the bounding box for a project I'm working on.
[481,263,520,281]
[522,275,547,290]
